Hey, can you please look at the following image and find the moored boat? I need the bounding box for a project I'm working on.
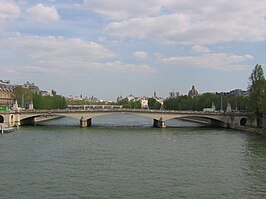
[0,126,15,134]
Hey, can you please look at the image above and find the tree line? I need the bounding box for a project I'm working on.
[163,93,248,111]
[12,86,67,109]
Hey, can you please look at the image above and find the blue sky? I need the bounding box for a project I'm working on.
[0,0,265,100]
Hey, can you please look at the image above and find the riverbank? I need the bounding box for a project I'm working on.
[231,125,266,136]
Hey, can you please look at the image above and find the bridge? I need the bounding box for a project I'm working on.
[0,109,249,128]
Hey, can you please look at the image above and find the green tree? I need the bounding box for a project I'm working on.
[12,86,33,108]
[148,98,156,109]
[33,94,67,109]
[153,101,162,109]
[197,93,219,111]
[163,97,180,110]
[248,64,266,127]
[116,99,141,109]
[147,98,161,109]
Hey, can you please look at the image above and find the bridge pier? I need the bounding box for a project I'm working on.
[153,118,166,128]
[80,117,92,128]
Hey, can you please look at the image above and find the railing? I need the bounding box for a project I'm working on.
[13,108,247,116]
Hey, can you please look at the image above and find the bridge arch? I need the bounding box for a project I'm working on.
[0,115,4,123]
[240,117,247,126]
[164,115,229,128]
[10,115,14,126]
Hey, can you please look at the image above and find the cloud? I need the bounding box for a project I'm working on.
[0,34,155,75]
[192,45,211,53]
[133,51,147,59]
[26,3,60,23]
[104,0,266,44]
[161,53,254,71]
[83,0,163,19]
[81,61,156,73]
[0,0,21,21]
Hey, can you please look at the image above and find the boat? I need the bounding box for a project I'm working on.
[0,126,15,134]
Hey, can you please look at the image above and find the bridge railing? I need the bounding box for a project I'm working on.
[8,108,247,116]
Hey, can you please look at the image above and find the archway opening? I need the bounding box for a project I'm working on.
[10,115,14,125]
[0,115,4,123]
[240,118,247,126]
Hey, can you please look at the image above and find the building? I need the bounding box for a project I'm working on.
[0,82,15,106]
[116,95,123,103]
[23,81,39,93]
[216,89,249,97]
[188,85,199,97]
[229,89,248,97]
[39,90,53,96]
[126,94,136,102]
[169,90,179,98]
[141,98,149,109]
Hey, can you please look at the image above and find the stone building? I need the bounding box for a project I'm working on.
[141,98,149,109]
[188,85,199,97]
[23,81,39,93]
[0,84,14,106]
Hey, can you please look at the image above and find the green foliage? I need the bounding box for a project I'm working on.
[247,64,266,127]
[148,98,156,109]
[224,96,248,111]
[33,93,67,109]
[163,97,180,110]
[147,98,162,109]
[164,93,219,111]
[12,86,33,108]
[117,99,141,108]
[153,101,162,109]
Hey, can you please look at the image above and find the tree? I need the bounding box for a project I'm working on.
[248,64,266,127]
[148,98,156,109]
[33,93,67,109]
[148,98,161,109]
[12,86,33,108]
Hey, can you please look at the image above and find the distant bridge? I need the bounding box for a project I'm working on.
[0,109,248,128]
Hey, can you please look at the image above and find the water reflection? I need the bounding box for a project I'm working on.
[245,134,266,198]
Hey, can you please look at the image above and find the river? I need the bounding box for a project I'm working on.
[0,114,266,198]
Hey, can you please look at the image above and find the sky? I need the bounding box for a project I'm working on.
[0,0,266,100]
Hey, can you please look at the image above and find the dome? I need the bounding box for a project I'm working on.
[188,85,198,97]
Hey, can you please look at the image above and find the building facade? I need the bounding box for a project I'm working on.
[0,84,14,106]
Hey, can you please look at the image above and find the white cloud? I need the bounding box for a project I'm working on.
[104,0,266,45]
[106,13,190,39]
[26,3,59,23]
[192,45,211,53]
[0,34,155,75]
[82,61,156,73]
[161,53,254,71]
[133,51,147,59]
[83,0,163,19]
[0,0,21,21]
[3,34,115,62]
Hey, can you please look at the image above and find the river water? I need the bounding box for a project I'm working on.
[0,114,266,199]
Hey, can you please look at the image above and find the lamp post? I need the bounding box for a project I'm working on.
[21,93,24,109]
[220,92,223,112]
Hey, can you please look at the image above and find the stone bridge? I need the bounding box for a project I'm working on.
[0,109,248,128]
